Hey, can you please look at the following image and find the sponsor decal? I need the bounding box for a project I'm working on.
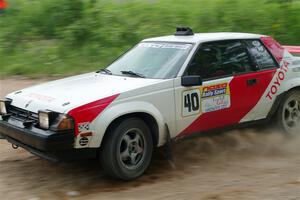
[78,122,90,133]
[79,137,89,146]
[201,82,231,113]
[27,93,55,102]
[201,83,228,98]
[76,123,92,147]
[266,61,289,100]
[182,83,231,117]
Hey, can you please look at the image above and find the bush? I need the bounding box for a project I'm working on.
[0,0,300,76]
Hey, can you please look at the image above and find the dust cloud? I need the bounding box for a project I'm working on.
[173,128,300,163]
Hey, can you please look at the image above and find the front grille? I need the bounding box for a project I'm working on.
[8,106,38,123]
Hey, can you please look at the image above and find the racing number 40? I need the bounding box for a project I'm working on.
[184,92,199,112]
[182,89,201,117]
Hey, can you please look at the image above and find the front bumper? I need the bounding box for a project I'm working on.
[0,116,77,161]
[0,117,74,150]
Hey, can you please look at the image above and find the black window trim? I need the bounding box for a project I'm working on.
[183,39,260,81]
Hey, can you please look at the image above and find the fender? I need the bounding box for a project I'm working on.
[278,76,300,95]
[277,58,300,95]
[265,60,300,118]
[266,78,300,119]
[88,101,168,148]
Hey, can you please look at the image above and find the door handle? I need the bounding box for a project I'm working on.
[247,78,257,86]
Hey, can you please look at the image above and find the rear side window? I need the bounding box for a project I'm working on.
[245,40,278,69]
[186,40,255,79]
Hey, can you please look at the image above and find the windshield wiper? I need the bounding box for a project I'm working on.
[121,70,145,78]
[96,68,112,75]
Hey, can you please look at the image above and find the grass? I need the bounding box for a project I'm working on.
[0,0,300,77]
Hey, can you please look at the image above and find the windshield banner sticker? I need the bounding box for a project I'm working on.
[139,43,192,50]
[201,83,231,113]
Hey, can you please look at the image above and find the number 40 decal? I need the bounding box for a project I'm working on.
[182,89,201,117]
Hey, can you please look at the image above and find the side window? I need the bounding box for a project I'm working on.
[186,40,254,79]
[245,40,278,69]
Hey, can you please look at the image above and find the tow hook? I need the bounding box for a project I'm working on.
[12,144,19,149]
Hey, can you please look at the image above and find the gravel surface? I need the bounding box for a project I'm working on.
[0,78,299,200]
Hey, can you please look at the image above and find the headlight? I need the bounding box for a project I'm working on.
[38,110,52,129]
[0,101,7,114]
[38,110,74,131]
[0,99,12,115]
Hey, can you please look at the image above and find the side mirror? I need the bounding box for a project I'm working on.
[181,75,202,87]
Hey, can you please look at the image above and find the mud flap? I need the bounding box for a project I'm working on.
[162,125,176,169]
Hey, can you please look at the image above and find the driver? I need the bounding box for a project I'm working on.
[187,47,226,78]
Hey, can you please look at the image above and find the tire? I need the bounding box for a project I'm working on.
[99,117,153,180]
[276,90,300,135]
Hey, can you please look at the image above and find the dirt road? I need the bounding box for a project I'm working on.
[0,78,299,200]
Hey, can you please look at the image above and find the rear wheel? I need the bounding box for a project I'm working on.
[277,90,300,135]
[99,117,153,180]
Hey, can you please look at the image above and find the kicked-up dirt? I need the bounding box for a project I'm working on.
[0,78,299,200]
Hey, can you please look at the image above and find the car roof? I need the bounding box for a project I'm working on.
[142,32,264,44]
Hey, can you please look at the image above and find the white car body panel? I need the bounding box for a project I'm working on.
[86,79,175,148]
[143,32,262,46]
[6,73,163,114]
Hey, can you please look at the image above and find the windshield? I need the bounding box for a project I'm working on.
[106,42,193,79]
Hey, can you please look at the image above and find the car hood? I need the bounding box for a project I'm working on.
[6,72,163,113]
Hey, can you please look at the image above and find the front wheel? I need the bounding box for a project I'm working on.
[277,90,300,135]
[99,117,153,180]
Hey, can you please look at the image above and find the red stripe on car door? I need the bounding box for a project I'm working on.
[179,69,276,137]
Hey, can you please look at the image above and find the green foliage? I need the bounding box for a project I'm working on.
[0,0,300,76]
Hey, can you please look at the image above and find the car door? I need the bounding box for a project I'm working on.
[239,39,280,121]
[174,40,276,138]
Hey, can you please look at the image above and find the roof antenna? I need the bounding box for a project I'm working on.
[175,27,194,36]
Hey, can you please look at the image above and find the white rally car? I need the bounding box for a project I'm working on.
[1,27,300,180]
